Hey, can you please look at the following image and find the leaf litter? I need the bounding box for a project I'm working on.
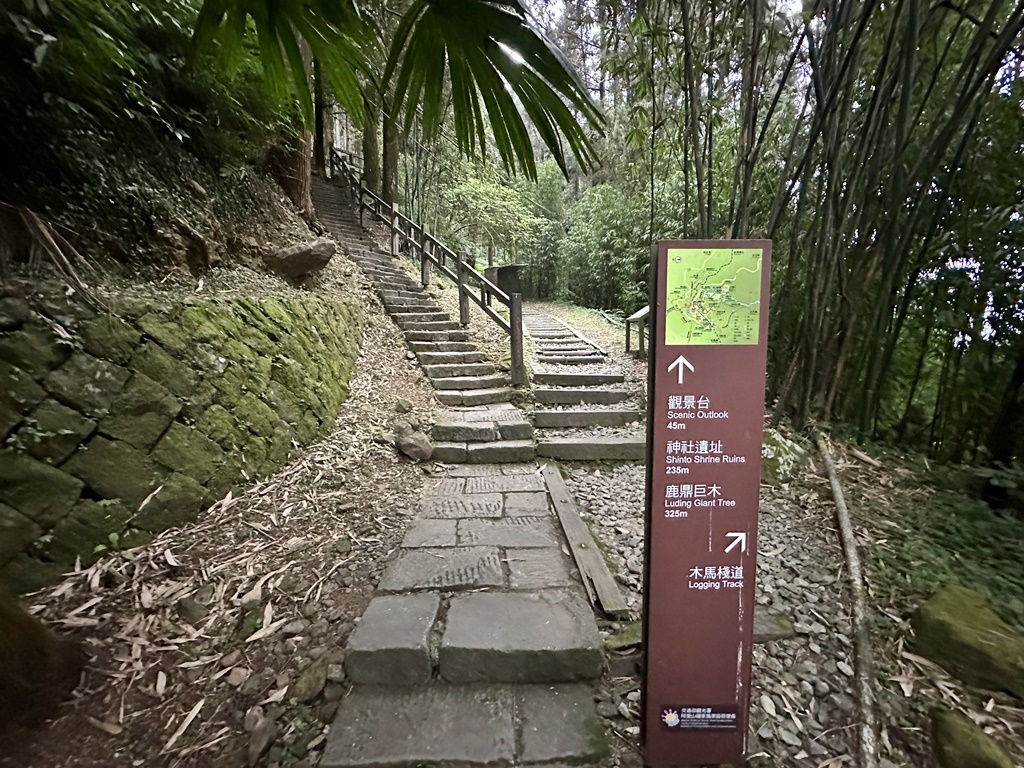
[0,272,440,768]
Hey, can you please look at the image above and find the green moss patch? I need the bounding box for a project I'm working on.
[0,450,83,527]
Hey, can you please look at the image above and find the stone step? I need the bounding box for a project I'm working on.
[534,388,630,405]
[423,363,495,379]
[440,591,602,682]
[432,440,536,463]
[406,330,471,343]
[416,351,486,365]
[530,332,575,339]
[398,320,461,332]
[537,355,606,365]
[534,371,625,386]
[392,311,451,324]
[436,387,514,406]
[322,682,608,768]
[536,437,646,461]
[431,374,508,390]
[383,303,438,314]
[533,409,645,428]
[408,341,476,353]
[431,410,532,443]
[381,290,427,301]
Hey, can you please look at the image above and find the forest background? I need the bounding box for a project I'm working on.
[1,0,1023,483]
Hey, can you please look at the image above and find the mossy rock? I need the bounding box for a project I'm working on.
[44,353,131,419]
[0,361,47,439]
[131,342,197,398]
[269,355,306,393]
[179,305,239,344]
[17,399,96,465]
[137,311,191,354]
[100,372,181,450]
[931,707,1013,768]
[132,472,205,533]
[265,381,304,425]
[761,428,809,483]
[0,502,43,566]
[0,553,66,594]
[232,325,275,357]
[234,392,283,438]
[0,450,83,528]
[240,436,268,473]
[0,297,30,331]
[258,297,293,328]
[197,404,248,449]
[45,499,132,566]
[605,621,642,651]
[295,410,320,445]
[181,380,217,423]
[80,315,140,364]
[0,326,72,375]
[152,423,224,484]
[63,436,161,508]
[913,586,1024,698]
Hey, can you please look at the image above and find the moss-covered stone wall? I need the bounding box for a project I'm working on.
[0,292,364,593]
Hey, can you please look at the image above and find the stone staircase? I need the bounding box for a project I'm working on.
[525,310,646,461]
[312,177,536,463]
[321,464,609,767]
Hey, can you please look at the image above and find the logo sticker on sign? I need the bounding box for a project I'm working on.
[641,240,772,767]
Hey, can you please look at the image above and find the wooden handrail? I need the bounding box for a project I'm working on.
[328,147,525,386]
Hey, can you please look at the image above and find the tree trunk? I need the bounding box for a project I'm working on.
[362,91,381,195]
[313,58,326,177]
[382,95,400,207]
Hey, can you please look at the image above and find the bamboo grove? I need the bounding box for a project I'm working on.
[386,0,1024,466]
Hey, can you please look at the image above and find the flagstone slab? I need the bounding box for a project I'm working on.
[378,547,504,592]
[458,517,561,548]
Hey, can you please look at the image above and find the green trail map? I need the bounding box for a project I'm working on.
[665,247,763,345]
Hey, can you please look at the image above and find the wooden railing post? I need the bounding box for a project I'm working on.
[457,255,471,327]
[390,205,400,258]
[420,226,430,288]
[510,293,526,387]
[359,183,366,227]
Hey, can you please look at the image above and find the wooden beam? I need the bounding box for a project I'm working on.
[541,463,629,617]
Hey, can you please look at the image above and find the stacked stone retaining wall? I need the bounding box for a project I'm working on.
[0,291,364,593]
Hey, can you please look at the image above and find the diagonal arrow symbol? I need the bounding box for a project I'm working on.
[667,355,695,385]
[725,531,747,554]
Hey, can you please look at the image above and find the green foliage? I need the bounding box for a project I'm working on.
[385,0,603,180]
[192,0,370,126]
[557,184,645,312]
[0,0,293,201]
[869,483,1024,628]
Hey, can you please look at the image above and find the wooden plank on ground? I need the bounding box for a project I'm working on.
[541,463,629,617]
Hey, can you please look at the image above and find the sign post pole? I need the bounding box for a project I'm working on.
[642,240,772,767]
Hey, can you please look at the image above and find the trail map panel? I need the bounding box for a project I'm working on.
[643,240,771,768]
[665,247,763,345]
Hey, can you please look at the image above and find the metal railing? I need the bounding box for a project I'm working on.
[329,148,525,387]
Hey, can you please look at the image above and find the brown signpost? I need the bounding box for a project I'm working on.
[642,240,772,767]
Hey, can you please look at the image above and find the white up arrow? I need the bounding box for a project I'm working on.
[725,532,747,554]
[667,355,695,385]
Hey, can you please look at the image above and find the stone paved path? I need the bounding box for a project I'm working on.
[323,462,609,767]
[525,309,646,461]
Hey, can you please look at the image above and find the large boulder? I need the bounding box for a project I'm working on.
[912,586,1024,698]
[0,590,86,730]
[264,238,336,277]
[930,707,1014,768]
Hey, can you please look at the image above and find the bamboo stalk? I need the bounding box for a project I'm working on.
[815,431,878,768]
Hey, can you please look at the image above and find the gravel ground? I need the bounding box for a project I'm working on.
[562,462,859,766]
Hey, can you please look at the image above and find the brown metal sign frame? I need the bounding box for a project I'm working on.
[642,240,772,767]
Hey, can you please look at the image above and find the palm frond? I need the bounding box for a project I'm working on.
[385,0,605,179]
[191,0,375,126]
